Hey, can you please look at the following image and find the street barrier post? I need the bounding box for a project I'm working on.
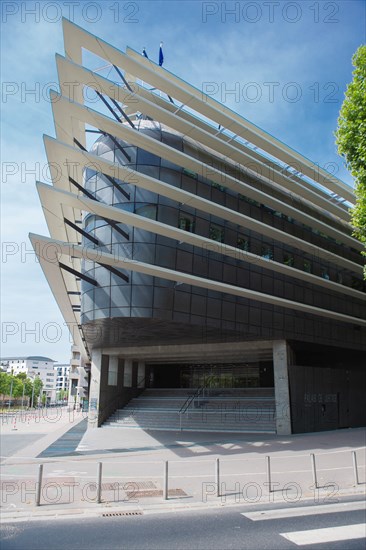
[266,456,272,493]
[310,453,319,489]
[36,464,43,506]
[163,461,168,500]
[215,458,220,497]
[97,462,102,503]
[352,451,360,486]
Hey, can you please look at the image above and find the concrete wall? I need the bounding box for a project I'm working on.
[288,349,366,433]
[89,352,145,427]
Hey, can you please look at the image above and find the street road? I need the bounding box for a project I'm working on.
[1,496,365,549]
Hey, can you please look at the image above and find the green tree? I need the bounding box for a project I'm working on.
[336,45,366,277]
[0,372,11,401]
[57,389,68,401]
[32,377,43,403]
[14,373,33,402]
[12,377,24,398]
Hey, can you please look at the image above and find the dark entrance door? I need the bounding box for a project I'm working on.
[149,362,274,388]
[150,364,181,388]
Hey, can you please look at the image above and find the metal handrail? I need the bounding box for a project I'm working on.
[179,386,202,414]
[137,374,147,388]
[179,386,206,430]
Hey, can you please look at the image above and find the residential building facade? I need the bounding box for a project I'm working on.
[54,363,70,400]
[0,356,57,403]
[68,345,89,408]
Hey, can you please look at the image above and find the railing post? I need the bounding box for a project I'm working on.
[310,453,319,489]
[215,458,220,497]
[36,464,43,506]
[163,461,168,500]
[352,451,360,486]
[266,456,272,493]
[97,462,103,503]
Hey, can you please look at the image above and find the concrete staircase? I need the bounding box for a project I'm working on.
[103,388,276,433]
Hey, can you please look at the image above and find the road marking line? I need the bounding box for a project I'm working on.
[242,501,366,521]
[280,524,366,545]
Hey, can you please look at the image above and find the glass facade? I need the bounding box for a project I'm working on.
[80,120,365,350]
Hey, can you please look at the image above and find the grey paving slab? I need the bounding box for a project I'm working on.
[0,417,365,522]
[37,419,88,458]
[0,435,44,463]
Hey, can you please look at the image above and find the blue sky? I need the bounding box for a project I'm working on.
[1,0,365,362]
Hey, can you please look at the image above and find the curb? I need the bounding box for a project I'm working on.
[1,486,365,523]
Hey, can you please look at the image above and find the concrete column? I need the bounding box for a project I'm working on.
[137,361,146,388]
[123,359,133,387]
[108,356,119,386]
[88,349,102,429]
[273,340,292,435]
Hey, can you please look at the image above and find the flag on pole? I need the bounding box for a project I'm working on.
[142,48,148,58]
[159,42,164,66]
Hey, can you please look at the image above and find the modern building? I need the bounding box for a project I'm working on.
[0,356,57,403]
[31,19,365,434]
[67,345,89,408]
[54,363,70,399]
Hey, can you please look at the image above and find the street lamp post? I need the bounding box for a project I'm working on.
[21,383,25,409]
[31,377,36,408]
[8,375,14,411]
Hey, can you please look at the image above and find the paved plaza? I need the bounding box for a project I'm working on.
[0,408,365,522]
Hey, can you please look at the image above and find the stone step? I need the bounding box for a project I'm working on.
[103,424,276,433]
[104,419,275,429]
[110,409,275,416]
[103,387,277,434]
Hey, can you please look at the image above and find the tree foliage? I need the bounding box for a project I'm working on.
[32,377,43,399]
[336,45,366,276]
[0,371,43,404]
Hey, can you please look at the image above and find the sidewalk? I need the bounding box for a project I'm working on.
[1,411,365,522]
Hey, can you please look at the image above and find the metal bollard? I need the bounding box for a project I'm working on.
[36,464,43,506]
[352,451,360,486]
[215,458,220,497]
[163,461,168,500]
[310,453,319,489]
[266,456,272,493]
[97,462,103,504]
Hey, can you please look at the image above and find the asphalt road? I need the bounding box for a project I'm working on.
[1,497,365,549]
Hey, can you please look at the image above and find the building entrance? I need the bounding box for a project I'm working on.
[149,362,274,389]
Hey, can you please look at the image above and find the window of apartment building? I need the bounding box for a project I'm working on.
[211,180,226,192]
[179,215,195,232]
[303,260,312,273]
[321,270,330,280]
[237,236,250,251]
[209,224,224,242]
[238,194,260,207]
[262,204,276,214]
[351,277,364,291]
[283,254,294,267]
[135,204,157,220]
[261,246,273,260]
[182,168,198,180]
